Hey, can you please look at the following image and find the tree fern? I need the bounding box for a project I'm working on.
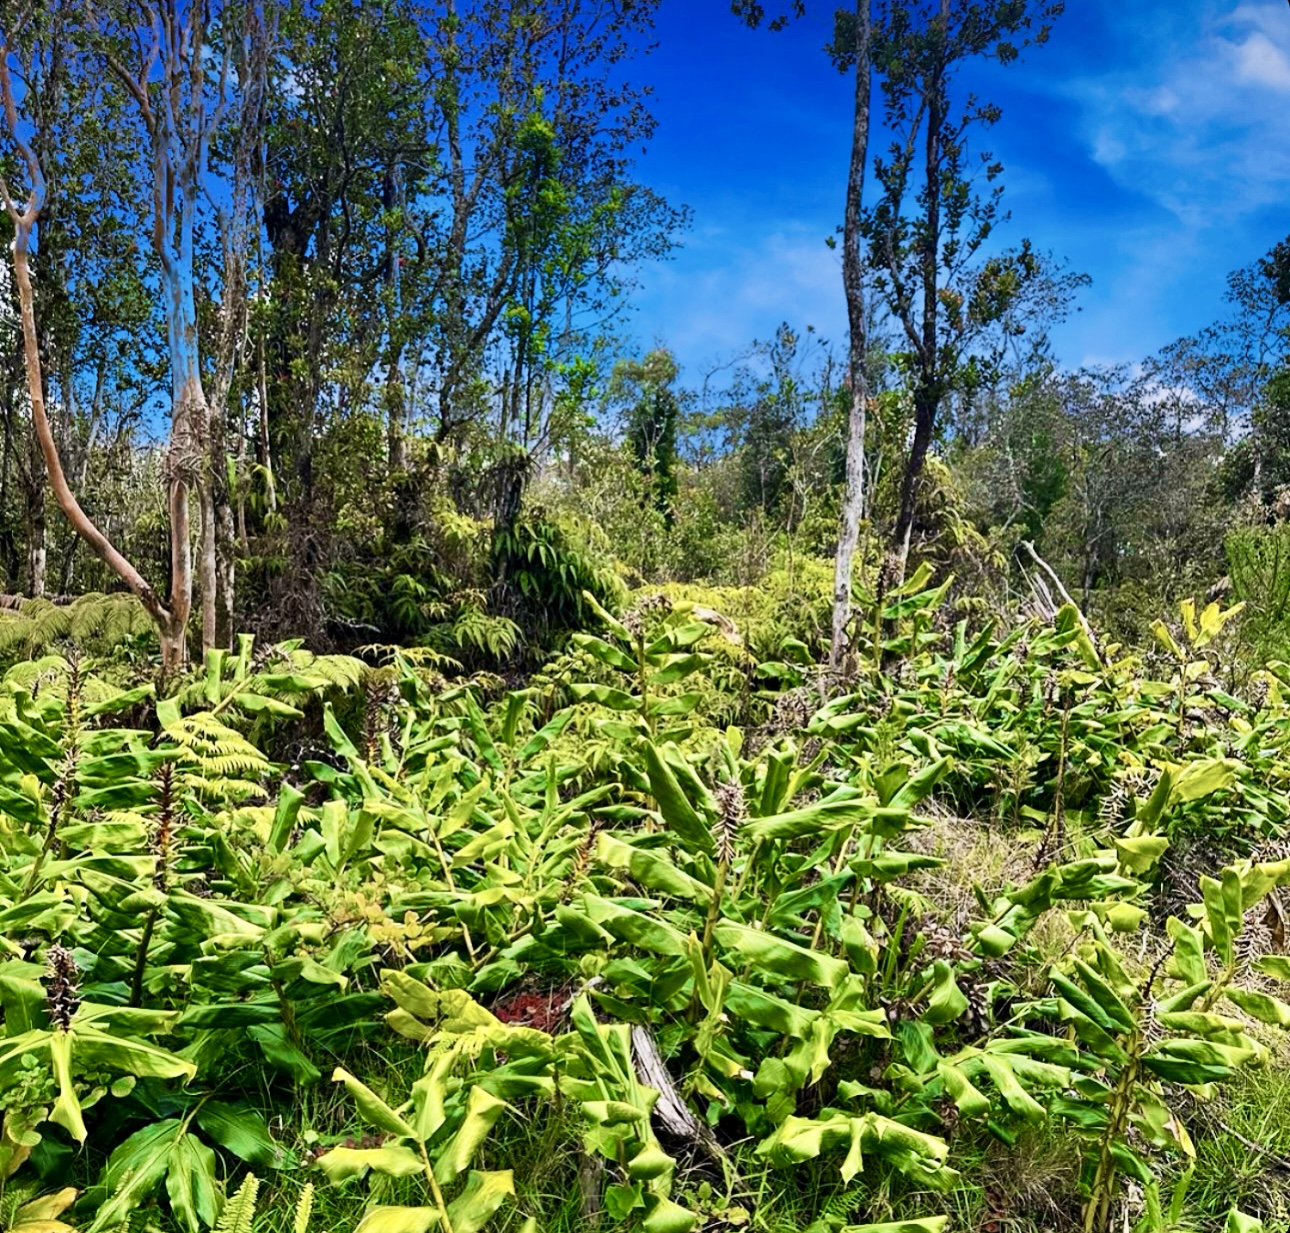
[160,710,273,802]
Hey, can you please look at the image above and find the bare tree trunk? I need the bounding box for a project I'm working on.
[199,472,217,652]
[27,486,44,598]
[4,211,174,645]
[216,484,236,648]
[0,369,18,590]
[830,0,872,671]
[255,329,277,515]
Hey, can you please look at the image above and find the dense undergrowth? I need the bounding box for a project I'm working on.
[4,577,1290,1233]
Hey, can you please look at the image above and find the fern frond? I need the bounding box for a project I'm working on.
[161,711,273,800]
[293,1181,314,1233]
[215,1173,260,1233]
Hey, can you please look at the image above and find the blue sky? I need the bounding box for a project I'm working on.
[624,0,1290,381]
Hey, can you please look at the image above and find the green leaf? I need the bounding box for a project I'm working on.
[1114,835,1169,874]
[89,1119,183,1233]
[936,1062,991,1117]
[725,982,818,1038]
[316,1145,425,1183]
[921,961,969,1025]
[640,741,713,854]
[444,1170,516,1233]
[595,833,713,903]
[643,1196,699,1233]
[978,1054,1045,1122]
[248,1023,321,1085]
[1069,959,1136,1033]
[648,653,705,685]
[332,1067,415,1139]
[1255,956,1290,982]
[1168,919,1207,985]
[196,1101,294,1169]
[582,894,689,956]
[1226,1210,1265,1233]
[889,757,952,809]
[165,1134,219,1233]
[1226,987,1290,1027]
[49,1031,85,1144]
[713,922,849,989]
[434,1086,509,1182]
[569,683,639,711]
[352,1208,439,1233]
[571,634,637,672]
[1170,759,1238,805]
[745,791,871,842]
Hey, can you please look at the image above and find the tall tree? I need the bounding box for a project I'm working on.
[0,14,192,660]
[866,0,1069,580]
[613,348,681,523]
[829,0,872,668]
[733,0,876,668]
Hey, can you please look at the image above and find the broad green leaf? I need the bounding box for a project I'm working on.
[196,1101,294,1168]
[978,1054,1045,1122]
[595,833,712,903]
[1226,987,1290,1027]
[640,740,713,854]
[1151,619,1183,659]
[936,1062,991,1117]
[165,1134,219,1233]
[1114,835,1169,874]
[569,683,639,711]
[316,1145,425,1183]
[745,791,871,842]
[88,1120,184,1233]
[583,894,689,956]
[444,1170,516,1233]
[1255,956,1290,982]
[434,1086,509,1182]
[331,1067,414,1139]
[571,634,637,672]
[921,961,968,1025]
[725,982,818,1038]
[1227,1210,1265,1233]
[248,1023,322,1085]
[889,757,952,809]
[643,1197,699,1233]
[48,1031,85,1144]
[1168,919,1207,985]
[352,1208,438,1233]
[713,922,848,989]
[1069,958,1136,1033]
[1170,759,1237,805]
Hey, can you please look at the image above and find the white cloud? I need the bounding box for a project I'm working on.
[1229,30,1290,89]
[633,224,846,376]
[1066,1,1290,226]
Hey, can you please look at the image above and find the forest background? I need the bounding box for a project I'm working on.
[0,0,1285,672]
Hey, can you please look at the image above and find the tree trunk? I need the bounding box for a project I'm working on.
[0,370,18,591]
[830,0,873,671]
[199,473,217,652]
[27,491,44,599]
[889,0,949,585]
[8,226,173,635]
[892,378,938,570]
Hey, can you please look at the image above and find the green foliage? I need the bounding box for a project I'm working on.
[493,513,626,649]
[1,580,1290,1232]
[0,594,154,664]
